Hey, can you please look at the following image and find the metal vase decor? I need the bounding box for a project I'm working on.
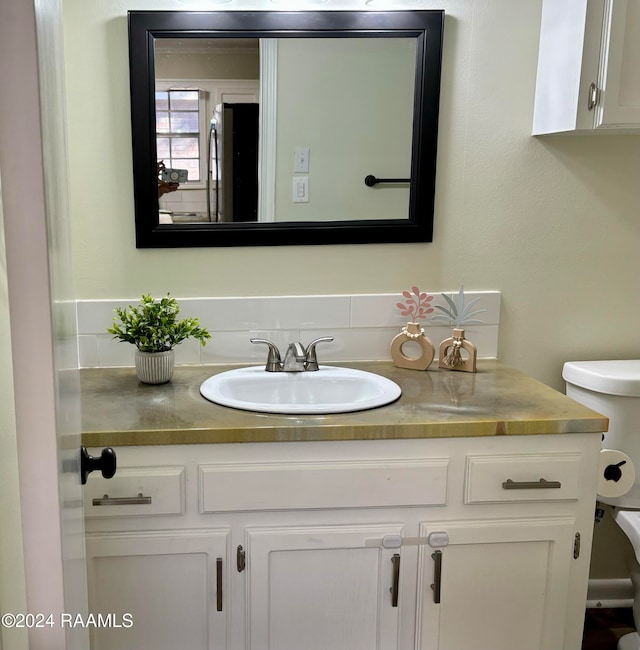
[432,287,486,374]
[390,286,435,371]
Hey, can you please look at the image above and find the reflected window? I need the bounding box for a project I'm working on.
[155,89,202,182]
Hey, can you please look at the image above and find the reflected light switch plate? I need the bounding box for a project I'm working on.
[294,147,310,173]
[292,176,309,203]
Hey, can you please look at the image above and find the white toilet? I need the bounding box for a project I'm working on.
[563,360,640,650]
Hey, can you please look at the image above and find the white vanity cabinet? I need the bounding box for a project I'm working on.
[533,0,640,134]
[83,433,600,650]
[417,518,576,650]
[85,530,229,650]
[83,464,229,650]
[245,523,403,650]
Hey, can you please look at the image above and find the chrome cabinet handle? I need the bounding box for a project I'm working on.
[431,550,442,604]
[216,558,223,612]
[587,82,599,110]
[502,478,562,490]
[390,553,400,607]
[92,493,152,506]
[237,545,246,572]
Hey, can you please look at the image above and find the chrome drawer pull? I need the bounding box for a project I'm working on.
[431,550,442,604]
[390,554,400,608]
[216,558,223,612]
[502,478,561,490]
[92,493,152,506]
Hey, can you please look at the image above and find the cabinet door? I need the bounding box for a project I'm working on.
[246,524,404,650]
[417,518,576,650]
[594,0,640,128]
[533,0,640,133]
[85,529,229,650]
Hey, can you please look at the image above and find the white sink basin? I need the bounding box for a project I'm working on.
[200,366,402,415]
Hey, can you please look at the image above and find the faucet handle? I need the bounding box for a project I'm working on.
[304,337,334,371]
[250,338,282,372]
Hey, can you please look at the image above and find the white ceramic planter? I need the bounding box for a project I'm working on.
[135,349,175,384]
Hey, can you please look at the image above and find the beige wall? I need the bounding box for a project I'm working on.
[155,48,259,80]
[62,0,640,390]
[274,38,414,221]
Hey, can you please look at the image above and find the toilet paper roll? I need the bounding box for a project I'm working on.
[598,449,636,498]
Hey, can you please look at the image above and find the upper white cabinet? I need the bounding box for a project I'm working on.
[533,0,640,134]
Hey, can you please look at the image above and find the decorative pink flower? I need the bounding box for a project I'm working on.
[396,286,434,322]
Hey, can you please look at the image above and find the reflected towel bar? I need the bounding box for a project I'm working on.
[364,175,410,187]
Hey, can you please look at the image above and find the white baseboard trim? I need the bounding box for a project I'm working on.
[586,578,634,609]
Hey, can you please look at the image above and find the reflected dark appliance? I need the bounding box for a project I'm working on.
[214,103,259,223]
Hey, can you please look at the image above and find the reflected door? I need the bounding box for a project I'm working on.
[219,103,259,223]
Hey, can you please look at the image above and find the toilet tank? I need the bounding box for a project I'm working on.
[563,360,640,507]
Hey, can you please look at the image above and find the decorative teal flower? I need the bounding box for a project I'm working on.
[432,286,486,327]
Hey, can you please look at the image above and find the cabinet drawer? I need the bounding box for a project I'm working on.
[464,453,582,504]
[199,458,449,513]
[84,466,185,517]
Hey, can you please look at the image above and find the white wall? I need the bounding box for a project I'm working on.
[1,1,88,647]
[0,176,28,650]
[62,0,640,391]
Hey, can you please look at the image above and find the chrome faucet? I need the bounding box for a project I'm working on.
[249,339,282,372]
[304,337,334,371]
[251,337,334,372]
[283,342,307,372]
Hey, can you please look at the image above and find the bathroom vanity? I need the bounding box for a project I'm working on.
[80,361,607,650]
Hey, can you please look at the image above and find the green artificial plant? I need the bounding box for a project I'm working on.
[107,294,211,353]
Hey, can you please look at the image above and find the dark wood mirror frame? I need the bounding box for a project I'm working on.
[128,10,444,248]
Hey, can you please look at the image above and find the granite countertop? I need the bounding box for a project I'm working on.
[79,360,608,447]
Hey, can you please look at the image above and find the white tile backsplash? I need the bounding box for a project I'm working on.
[350,291,501,328]
[78,291,501,368]
[78,334,98,368]
[97,335,138,367]
[247,295,351,330]
[78,299,125,334]
[179,297,251,331]
[302,327,400,362]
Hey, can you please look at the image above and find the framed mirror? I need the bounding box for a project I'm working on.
[128,10,444,248]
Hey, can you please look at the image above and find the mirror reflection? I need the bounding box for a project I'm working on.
[128,11,444,247]
[154,37,416,225]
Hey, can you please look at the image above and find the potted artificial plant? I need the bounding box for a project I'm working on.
[108,294,211,384]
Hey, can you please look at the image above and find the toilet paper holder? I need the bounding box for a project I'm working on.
[597,449,635,499]
[502,478,562,490]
